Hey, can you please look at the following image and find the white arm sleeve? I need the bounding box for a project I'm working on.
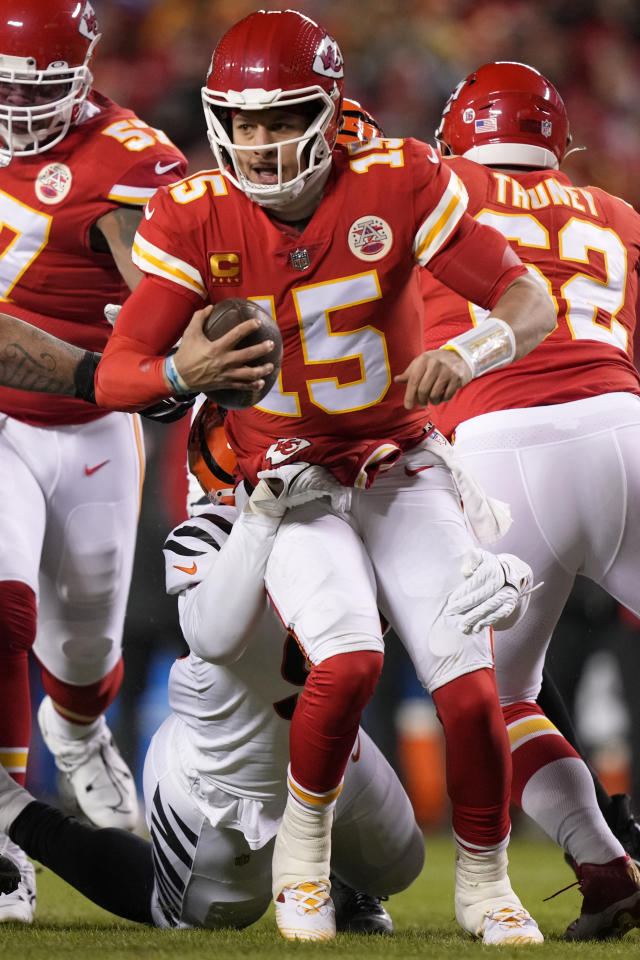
[164,509,280,664]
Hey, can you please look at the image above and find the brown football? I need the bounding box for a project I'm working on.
[203,298,283,409]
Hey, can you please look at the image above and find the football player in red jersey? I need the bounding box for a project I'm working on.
[0,1,186,920]
[94,11,557,944]
[0,0,273,925]
[425,61,640,940]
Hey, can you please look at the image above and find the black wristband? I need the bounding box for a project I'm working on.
[73,351,101,404]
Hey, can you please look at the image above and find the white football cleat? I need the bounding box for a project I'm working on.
[480,906,544,945]
[0,834,35,924]
[275,880,336,941]
[37,696,139,831]
[455,844,543,945]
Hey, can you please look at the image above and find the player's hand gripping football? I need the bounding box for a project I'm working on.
[172,305,276,396]
[444,548,539,633]
[246,463,350,518]
[395,348,472,408]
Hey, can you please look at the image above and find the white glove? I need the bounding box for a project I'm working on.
[444,548,534,634]
[104,303,121,326]
[245,463,350,518]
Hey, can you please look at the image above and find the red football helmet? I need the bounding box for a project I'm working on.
[0,0,99,163]
[435,62,571,170]
[337,98,384,145]
[202,10,344,208]
[188,402,238,507]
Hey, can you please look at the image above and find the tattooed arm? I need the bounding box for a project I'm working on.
[0,314,98,398]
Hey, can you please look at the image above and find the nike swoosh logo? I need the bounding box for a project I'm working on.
[173,562,198,575]
[155,160,181,175]
[144,205,155,220]
[351,733,361,763]
[85,460,110,476]
[404,465,434,477]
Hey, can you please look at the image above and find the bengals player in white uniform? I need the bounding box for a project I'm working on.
[423,62,640,941]
[94,11,556,945]
[0,0,190,923]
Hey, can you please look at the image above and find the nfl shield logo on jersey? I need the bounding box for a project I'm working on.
[289,248,311,271]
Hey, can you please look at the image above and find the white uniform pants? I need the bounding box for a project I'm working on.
[0,412,144,684]
[452,391,640,703]
[266,446,495,694]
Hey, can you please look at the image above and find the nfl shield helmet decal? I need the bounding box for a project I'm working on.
[35,163,73,204]
[348,215,393,262]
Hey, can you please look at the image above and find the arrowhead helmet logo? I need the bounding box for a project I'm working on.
[313,35,344,79]
[79,1,100,40]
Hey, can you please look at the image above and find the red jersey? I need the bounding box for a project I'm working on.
[98,139,525,484]
[422,157,640,438]
[0,90,187,426]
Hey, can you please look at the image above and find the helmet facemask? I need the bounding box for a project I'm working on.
[0,44,96,164]
[202,85,339,209]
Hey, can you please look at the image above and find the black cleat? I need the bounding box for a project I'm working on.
[0,854,20,896]
[331,874,393,936]
[604,795,640,866]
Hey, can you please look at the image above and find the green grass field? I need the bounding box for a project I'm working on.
[2,831,639,959]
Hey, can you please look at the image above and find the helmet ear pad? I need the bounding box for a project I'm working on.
[436,61,570,170]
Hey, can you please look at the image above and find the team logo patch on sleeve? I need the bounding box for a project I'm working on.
[348,215,393,261]
[35,164,72,204]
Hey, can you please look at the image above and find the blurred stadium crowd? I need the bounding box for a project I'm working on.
[33,0,638,824]
[94,0,640,207]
